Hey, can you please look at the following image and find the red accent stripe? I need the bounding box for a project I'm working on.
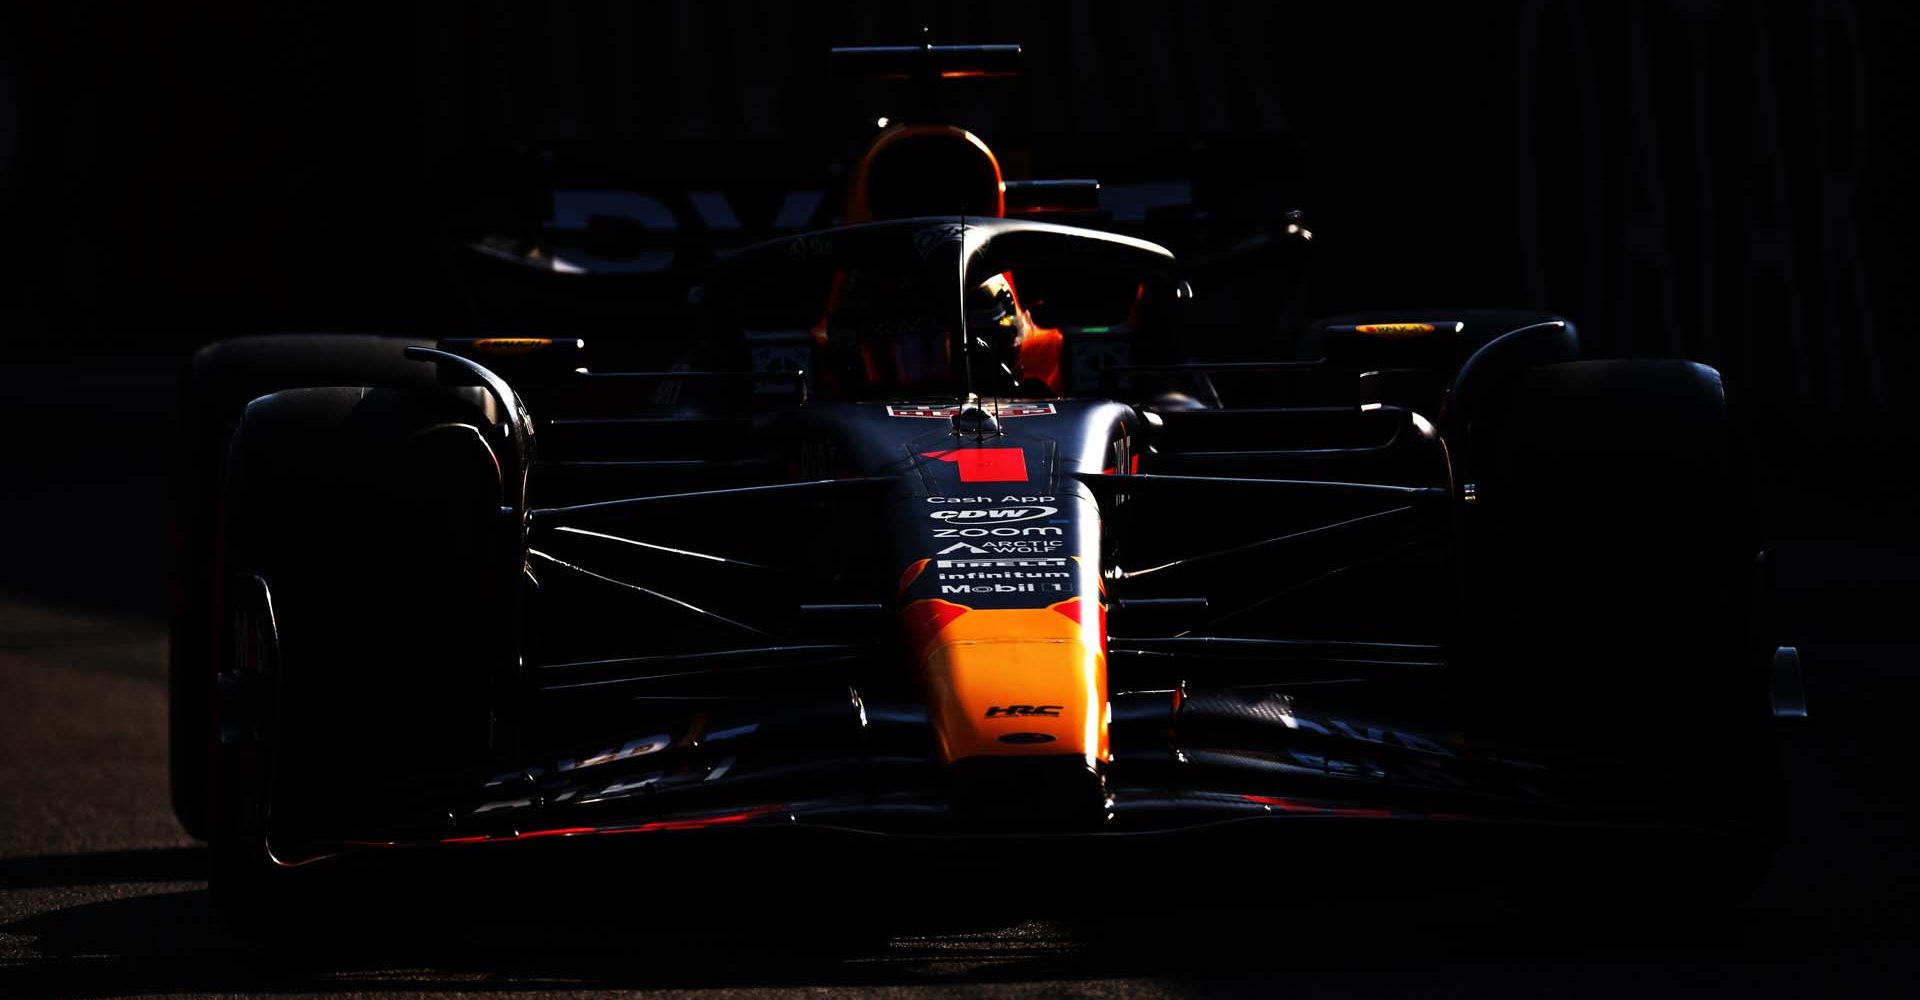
[899,599,971,656]
[896,558,931,598]
[1047,597,1108,651]
[437,805,785,845]
[1242,794,1394,819]
[1241,794,1328,813]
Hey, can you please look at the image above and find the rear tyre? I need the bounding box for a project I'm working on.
[1457,359,1780,909]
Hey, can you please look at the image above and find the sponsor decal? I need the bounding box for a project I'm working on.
[932,525,1062,538]
[472,337,554,355]
[937,572,1069,582]
[940,582,1065,594]
[578,755,740,803]
[998,732,1057,745]
[985,704,1063,718]
[926,495,1054,503]
[989,539,1064,552]
[1354,322,1436,338]
[936,557,1070,569]
[888,402,1057,419]
[749,344,810,395]
[557,734,671,772]
[787,233,835,261]
[922,447,1028,483]
[933,539,1065,555]
[920,555,1071,587]
[914,222,968,258]
[927,505,1058,525]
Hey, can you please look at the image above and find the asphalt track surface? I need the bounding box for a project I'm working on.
[3,357,1917,998]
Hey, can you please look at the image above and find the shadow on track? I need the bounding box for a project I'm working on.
[0,847,206,890]
[5,849,1916,1000]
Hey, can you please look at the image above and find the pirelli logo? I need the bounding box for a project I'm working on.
[936,557,1070,569]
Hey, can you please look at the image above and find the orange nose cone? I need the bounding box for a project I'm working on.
[903,597,1108,766]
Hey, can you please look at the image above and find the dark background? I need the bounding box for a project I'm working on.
[0,1,1911,659]
[9,1,1917,384]
[0,4,1916,996]
[6,2,1918,575]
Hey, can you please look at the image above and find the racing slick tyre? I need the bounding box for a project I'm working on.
[205,385,511,926]
[1457,358,1781,913]
[171,335,439,840]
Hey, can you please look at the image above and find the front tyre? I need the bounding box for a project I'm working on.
[206,386,512,926]
[171,335,439,840]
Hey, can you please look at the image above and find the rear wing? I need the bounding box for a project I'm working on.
[830,42,1022,82]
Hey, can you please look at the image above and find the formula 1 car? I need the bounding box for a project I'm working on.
[169,42,1800,922]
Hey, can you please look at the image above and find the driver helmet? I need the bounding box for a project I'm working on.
[818,126,1060,395]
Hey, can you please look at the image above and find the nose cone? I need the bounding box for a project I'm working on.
[898,574,1109,831]
[906,598,1109,766]
[878,403,1132,830]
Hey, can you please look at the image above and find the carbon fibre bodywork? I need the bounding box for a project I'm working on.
[172,41,1791,915]
[219,283,1777,872]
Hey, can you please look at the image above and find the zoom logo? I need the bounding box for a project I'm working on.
[932,526,1062,538]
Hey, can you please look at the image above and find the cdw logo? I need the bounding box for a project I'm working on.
[985,705,1063,718]
[928,506,1057,524]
